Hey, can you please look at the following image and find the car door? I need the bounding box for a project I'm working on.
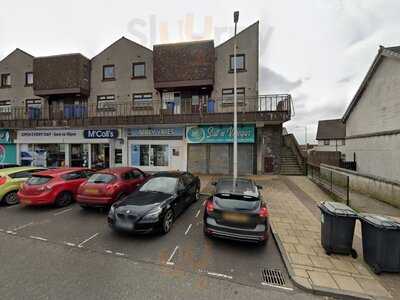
[175,178,188,214]
[63,171,87,194]
[182,173,195,206]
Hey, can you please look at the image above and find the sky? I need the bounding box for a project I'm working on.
[1,0,399,144]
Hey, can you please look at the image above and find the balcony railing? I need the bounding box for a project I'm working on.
[0,94,292,128]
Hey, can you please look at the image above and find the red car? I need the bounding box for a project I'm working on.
[18,168,94,207]
[76,167,148,209]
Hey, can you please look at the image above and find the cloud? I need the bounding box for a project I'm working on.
[259,66,303,93]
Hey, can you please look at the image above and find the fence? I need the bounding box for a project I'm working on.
[308,163,351,206]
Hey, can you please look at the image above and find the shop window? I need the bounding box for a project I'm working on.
[20,144,66,168]
[133,93,152,108]
[132,62,146,78]
[25,72,34,86]
[151,145,169,166]
[222,88,245,105]
[114,149,123,164]
[26,99,42,120]
[97,95,116,111]
[229,54,245,72]
[0,100,11,114]
[71,144,89,167]
[102,65,115,80]
[131,144,169,167]
[1,74,11,87]
[91,144,110,170]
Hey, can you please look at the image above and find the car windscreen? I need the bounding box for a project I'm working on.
[87,173,116,184]
[139,177,178,194]
[26,176,53,185]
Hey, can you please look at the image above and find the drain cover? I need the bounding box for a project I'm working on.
[262,269,285,286]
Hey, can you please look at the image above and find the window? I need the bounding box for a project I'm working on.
[26,99,42,119]
[324,140,330,146]
[133,93,153,108]
[0,100,11,113]
[132,169,144,179]
[97,95,116,111]
[102,65,115,80]
[0,74,11,87]
[131,144,169,167]
[222,88,245,104]
[182,173,194,186]
[25,72,34,86]
[114,149,123,164]
[229,54,245,72]
[132,62,146,78]
[62,172,83,181]
[341,139,346,146]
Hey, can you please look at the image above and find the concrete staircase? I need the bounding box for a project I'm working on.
[280,146,304,175]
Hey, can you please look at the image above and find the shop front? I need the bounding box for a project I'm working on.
[127,127,186,173]
[0,129,17,165]
[16,129,120,169]
[186,125,256,175]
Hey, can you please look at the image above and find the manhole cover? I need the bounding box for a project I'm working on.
[262,269,285,286]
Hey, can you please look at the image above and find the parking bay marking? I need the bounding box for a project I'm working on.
[184,224,192,235]
[53,208,73,216]
[30,235,48,242]
[12,222,34,231]
[77,233,99,248]
[166,246,179,265]
[195,209,201,218]
[207,272,233,280]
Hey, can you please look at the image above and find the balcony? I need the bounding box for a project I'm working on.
[0,94,292,129]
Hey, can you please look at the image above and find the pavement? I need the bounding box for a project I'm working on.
[0,177,324,300]
[259,175,396,300]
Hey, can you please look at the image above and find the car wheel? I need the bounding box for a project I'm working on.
[3,191,19,206]
[55,192,73,207]
[161,209,174,234]
[194,187,200,202]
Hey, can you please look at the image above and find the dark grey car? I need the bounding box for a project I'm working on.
[203,178,269,245]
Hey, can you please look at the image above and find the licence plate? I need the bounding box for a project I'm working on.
[223,212,249,223]
[116,219,134,230]
[85,188,99,195]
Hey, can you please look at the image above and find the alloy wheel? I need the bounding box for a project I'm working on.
[163,210,174,233]
[4,192,18,205]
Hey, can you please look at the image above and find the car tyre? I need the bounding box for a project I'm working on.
[194,187,200,202]
[3,191,19,206]
[161,209,174,234]
[55,192,73,207]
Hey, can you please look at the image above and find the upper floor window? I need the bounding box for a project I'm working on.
[341,139,346,146]
[132,62,146,78]
[133,93,152,108]
[97,95,116,111]
[1,74,11,88]
[0,100,11,113]
[324,140,330,146]
[26,99,42,119]
[25,72,34,86]
[229,54,245,72]
[222,88,245,104]
[102,65,115,80]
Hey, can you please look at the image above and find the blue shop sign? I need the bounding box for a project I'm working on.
[0,129,12,144]
[84,129,119,139]
[128,127,184,137]
[186,125,255,144]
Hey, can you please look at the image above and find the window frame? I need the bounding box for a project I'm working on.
[222,87,245,105]
[132,62,146,79]
[132,93,153,109]
[1,73,11,88]
[229,54,246,72]
[25,72,34,86]
[0,100,11,114]
[102,65,115,81]
[97,95,116,111]
[324,140,330,146]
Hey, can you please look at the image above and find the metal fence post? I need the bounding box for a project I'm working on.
[347,176,350,206]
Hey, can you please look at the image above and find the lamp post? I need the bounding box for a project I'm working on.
[233,11,239,181]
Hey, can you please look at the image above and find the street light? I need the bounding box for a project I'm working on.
[233,11,239,181]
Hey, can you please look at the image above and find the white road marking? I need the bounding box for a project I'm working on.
[6,230,17,235]
[53,208,73,216]
[207,272,233,280]
[166,245,179,265]
[12,222,34,231]
[63,242,76,247]
[115,252,126,256]
[184,224,192,235]
[105,250,113,254]
[195,209,201,218]
[261,282,293,291]
[30,235,48,241]
[202,200,206,206]
[77,233,99,248]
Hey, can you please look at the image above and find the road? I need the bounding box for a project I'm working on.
[0,195,326,299]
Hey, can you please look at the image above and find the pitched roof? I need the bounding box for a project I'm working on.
[342,45,400,121]
[215,21,259,48]
[91,36,152,60]
[0,48,33,63]
[316,119,346,140]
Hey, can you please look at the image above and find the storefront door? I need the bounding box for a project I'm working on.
[91,144,110,170]
[70,144,89,167]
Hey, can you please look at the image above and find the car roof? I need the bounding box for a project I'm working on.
[99,167,139,176]
[0,166,45,176]
[34,167,88,177]
[153,171,185,178]
[215,178,258,197]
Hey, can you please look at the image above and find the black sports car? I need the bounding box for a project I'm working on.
[108,171,200,234]
[203,178,269,244]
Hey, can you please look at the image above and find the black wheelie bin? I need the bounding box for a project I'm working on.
[359,214,400,274]
[318,201,358,258]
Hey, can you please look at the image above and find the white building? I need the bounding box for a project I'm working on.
[315,119,346,153]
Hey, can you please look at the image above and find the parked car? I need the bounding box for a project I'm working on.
[0,167,46,205]
[108,171,200,234]
[203,178,269,245]
[17,168,94,207]
[77,167,149,209]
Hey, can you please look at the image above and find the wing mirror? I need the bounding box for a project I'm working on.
[256,185,263,190]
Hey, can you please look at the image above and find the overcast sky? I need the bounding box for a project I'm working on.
[1,0,399,143]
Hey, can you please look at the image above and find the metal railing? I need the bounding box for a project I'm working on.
[0,94,291,122]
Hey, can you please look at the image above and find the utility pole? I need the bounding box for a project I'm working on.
[233,11,239,181]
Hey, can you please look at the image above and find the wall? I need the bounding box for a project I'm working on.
[320,163,400,209]
[257,125,282,174]
[213,22,258,109]
[314,139,345,152]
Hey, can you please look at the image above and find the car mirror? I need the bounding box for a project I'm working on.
[256,185,263,190]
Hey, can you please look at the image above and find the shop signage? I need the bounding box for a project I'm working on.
[18,129,82,141]
[84,129,119,139]
[128,127,184,137]
[0,130,12,144]
[0,144,17,164]
[186,125,255,144]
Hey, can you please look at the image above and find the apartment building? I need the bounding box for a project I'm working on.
[0,21,293,174]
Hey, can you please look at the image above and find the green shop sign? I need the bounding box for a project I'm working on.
[0,130,12,144]
[186,125,255,144]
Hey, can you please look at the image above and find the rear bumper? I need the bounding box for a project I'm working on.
[76,194,113,206]
[18,192,55,205]
[204,217,269,243]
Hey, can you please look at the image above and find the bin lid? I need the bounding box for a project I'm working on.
[359,214,400,230]
[319,201,358,217]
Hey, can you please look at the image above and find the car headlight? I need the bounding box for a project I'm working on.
[108,205,115,217]
[142,207,163,221]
